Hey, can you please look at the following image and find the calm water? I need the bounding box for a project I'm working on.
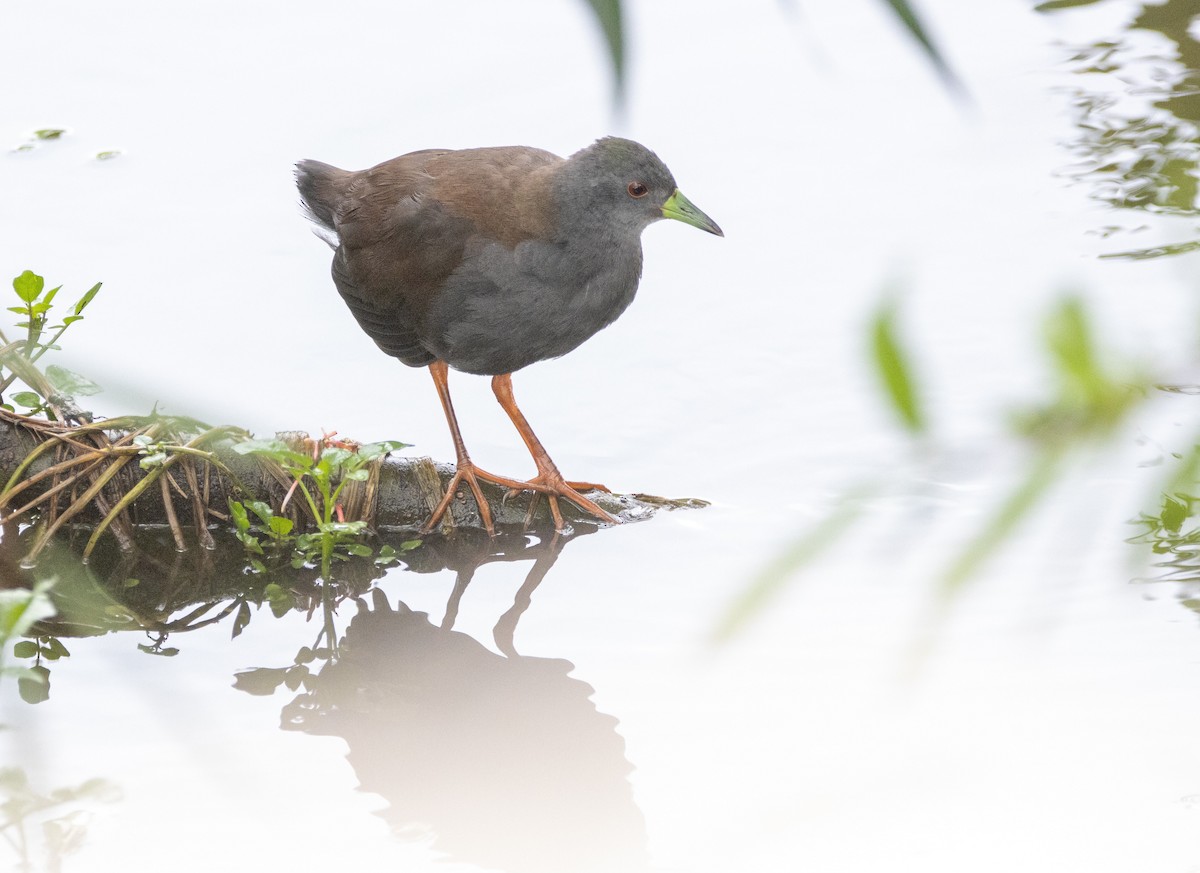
[5,1,1200,871]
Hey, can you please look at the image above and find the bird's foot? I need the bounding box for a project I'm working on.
[516,472,620,532]
[422,460,538,536]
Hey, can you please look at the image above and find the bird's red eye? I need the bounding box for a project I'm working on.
[627,181,649,198]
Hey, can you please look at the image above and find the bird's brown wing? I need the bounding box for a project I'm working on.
[325,146,563,367]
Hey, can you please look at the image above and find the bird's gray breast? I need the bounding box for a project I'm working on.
[425,237,644,375]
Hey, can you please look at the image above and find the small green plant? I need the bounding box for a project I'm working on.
[0,269,102,417]
[230,437,419,576]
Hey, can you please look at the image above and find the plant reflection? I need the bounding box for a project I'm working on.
[1056,0,1200,253]
[0,769,120,872]
[5,521,650,872]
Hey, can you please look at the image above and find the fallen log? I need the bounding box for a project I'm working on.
[0,408,706,560]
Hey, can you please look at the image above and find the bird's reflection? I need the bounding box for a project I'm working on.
[276,528,650,873]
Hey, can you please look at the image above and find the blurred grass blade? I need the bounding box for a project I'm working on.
[581,0,625,104]
[713,484,873,644]
[880,0,964,94]
[870,300,927,435]
[1034,0,1107,10]
[940,450,1062,595]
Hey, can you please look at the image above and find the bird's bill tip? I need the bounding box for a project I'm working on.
[661,189,723,237]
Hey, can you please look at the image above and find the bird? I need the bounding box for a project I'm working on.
[296,137,722,534]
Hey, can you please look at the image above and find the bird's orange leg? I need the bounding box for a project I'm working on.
[423,361,533,535]
[490,373,620,531]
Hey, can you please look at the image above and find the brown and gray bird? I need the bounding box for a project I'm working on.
[296,137,722,533]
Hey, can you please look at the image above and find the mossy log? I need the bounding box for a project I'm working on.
[0,409,705,558]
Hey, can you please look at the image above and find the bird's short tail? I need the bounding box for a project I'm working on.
[295,159,350,247]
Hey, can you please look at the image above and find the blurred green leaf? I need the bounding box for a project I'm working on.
[881,0,963,94]
[714,486,872,643]
[1034,0,1107,10]
[33,129,64,140]
[582,0,625,101]
[0,579,56,641]
[11,392,42,408]
[870,300,926,434]
[13,640,37,659]
[43,637,69,659]
[45,364,102,397]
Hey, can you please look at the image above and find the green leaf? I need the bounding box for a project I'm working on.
[11,392,42,408]
[343,468,369,481]
[13,640,38,658]
[320,520,367,536]
[870,300,926,434]
[234,530,263,554]
[72,282,102,316]
[136,643,179,657]
[228,499,250,532]
[13,271,44,303]
[18,665,50,704]
[231,600,251,639]
[359,440,408,461]
[33,129,65,140]
[320,446,354,469]
[267,516,294,537]
[399,539,422,552]
[233,439,312,468]
[123,578,140,588]
[343,543,373,557]
[246,500,276,526]
[45,364,102,397]
[43,637,70,658]
[295,645,315,664]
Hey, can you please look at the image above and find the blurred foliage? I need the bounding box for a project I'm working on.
[1055,0,1200,257]
[0,579,57,703]
[719,293,1158,640]
[0,768,120,871]
[581,0,959,105]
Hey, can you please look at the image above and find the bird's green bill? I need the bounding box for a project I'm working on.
[662,189,724,237]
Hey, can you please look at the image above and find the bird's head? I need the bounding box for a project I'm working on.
[560,137,723,239]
